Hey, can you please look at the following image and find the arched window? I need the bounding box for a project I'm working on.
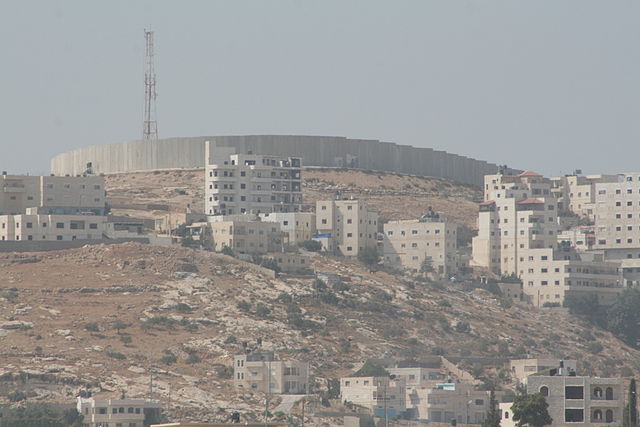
[593,410,603,421]
[606,387,614,400]
[606,409,614,423]
[594,387,603,398]
[505,412,510,419]
[540,386,549,397]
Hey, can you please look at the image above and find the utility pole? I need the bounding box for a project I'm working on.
[383,381,388,427]
[264,359,271,427]
[143,29,158,140]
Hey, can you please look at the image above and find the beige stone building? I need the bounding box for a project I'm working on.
[472,171,558,275]
[340,376,406,418]
[259,212,316,246]
[233,351,309,394]
[76,396,162,427]
[210,218,284,254]
[527,373,623,426]
[406,382,492,424]
[205,141,302,216]
[0,174,105,215]
[382,216,457,276]
[264,252,311,273]
[472,171,622,307]
[314,198,378,257]
[550,173,617,219]
[508,358,577,385]
[0,208,106,242]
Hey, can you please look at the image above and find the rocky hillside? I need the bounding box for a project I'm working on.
[0,243,638,424]
[104,168,482,228]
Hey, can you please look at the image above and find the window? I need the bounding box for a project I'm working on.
[56,223,64,229]
[565,409,584,423]
[565,386,584,400]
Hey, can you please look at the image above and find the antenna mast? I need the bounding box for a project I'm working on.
[143,29,158,140]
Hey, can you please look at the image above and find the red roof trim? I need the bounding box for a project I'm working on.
[517,198,545,204]
[518,171,543,177]
[479,200,496,206]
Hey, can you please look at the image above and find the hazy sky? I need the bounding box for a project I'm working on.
[1,1,639,177]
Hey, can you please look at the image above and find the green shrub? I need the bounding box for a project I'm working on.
[120,335,133,344]
[7,390,27,402]
[175,303,192,313]
[255,303,271,317]
[237,300,251,312]
[106,351,126,360]
[161,350,178,364]
[84,322,100,332]
[297,240,322,251]
[186,353,201,364]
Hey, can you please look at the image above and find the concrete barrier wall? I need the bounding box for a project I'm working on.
[51,135,515,185]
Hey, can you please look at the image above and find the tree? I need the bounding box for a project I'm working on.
[298,240,322,252]
[220,244,235,257]
[351,360,390,377]
[563,293,601,323]
[420,257,434,273]
[511,393,552,427]
[607,289,640,347]
[624,378,638,427]
[358,246,379,268]
[482,389,501,427]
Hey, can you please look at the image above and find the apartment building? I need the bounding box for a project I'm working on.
[508,359,577,385]
[472,171,558,275]
[76,396,162,427]
[264,252,311,273]
[386,367,446,387]
[204,141,302,216]
[472,172,622,307]
[382,215,457,275]
[233,351,309,394]
[340,376,407,418]
[259,212,316,246]
[0,208,106,241]
[550,173,617,219]
[558,227,595,251]
[520,246,621,307]
[0,174,105,215]
[210,218,284,254]
[314,198,378,257]
[406,382,492,424]
[527,373,623,426]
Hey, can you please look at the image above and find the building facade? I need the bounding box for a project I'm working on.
[0,174,105,216]
[76,396,161,427]
[258,212,316,246]
[406,382,491,424]
[527,374,623,426]
[382,217,457,275]
[205,142,302,216]
[233,351,309,394]
[0,209,106,242]
[340,376,407,418]
[314,199,378,257]
[508,359,577,385]
[210,219,284,254]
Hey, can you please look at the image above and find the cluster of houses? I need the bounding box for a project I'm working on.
[471,170,640,307]
[229,353,626,426]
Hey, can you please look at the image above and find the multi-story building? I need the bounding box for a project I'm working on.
[233,351,309,394]
[76,396,162,427]
[558,227,595,251]
[264,252,311,273]
[472,171,558,275]
[204,141,302,216]
[527,372,623,426]
[0,173,105,215]
[472,172,622,307]
[508,358,577,385]
[406,382,492,424]
[210,218,284,254]
[0,208,106,242]
[550,173,617,219]
[258,212,316,246]
[314,198,378,257]
[382,215,458,276]
[340,376,407,418]
[386,367,446,387]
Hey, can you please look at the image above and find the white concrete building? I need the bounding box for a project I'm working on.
[508,358,577,385]
[406,382,492,424]
[205,141,302,216]
[210,218,284,254]
[76,396,161,427]
[382,216,458,276]
[314,198,378,257]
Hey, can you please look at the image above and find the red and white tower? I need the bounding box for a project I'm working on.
[143,29,158,140]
